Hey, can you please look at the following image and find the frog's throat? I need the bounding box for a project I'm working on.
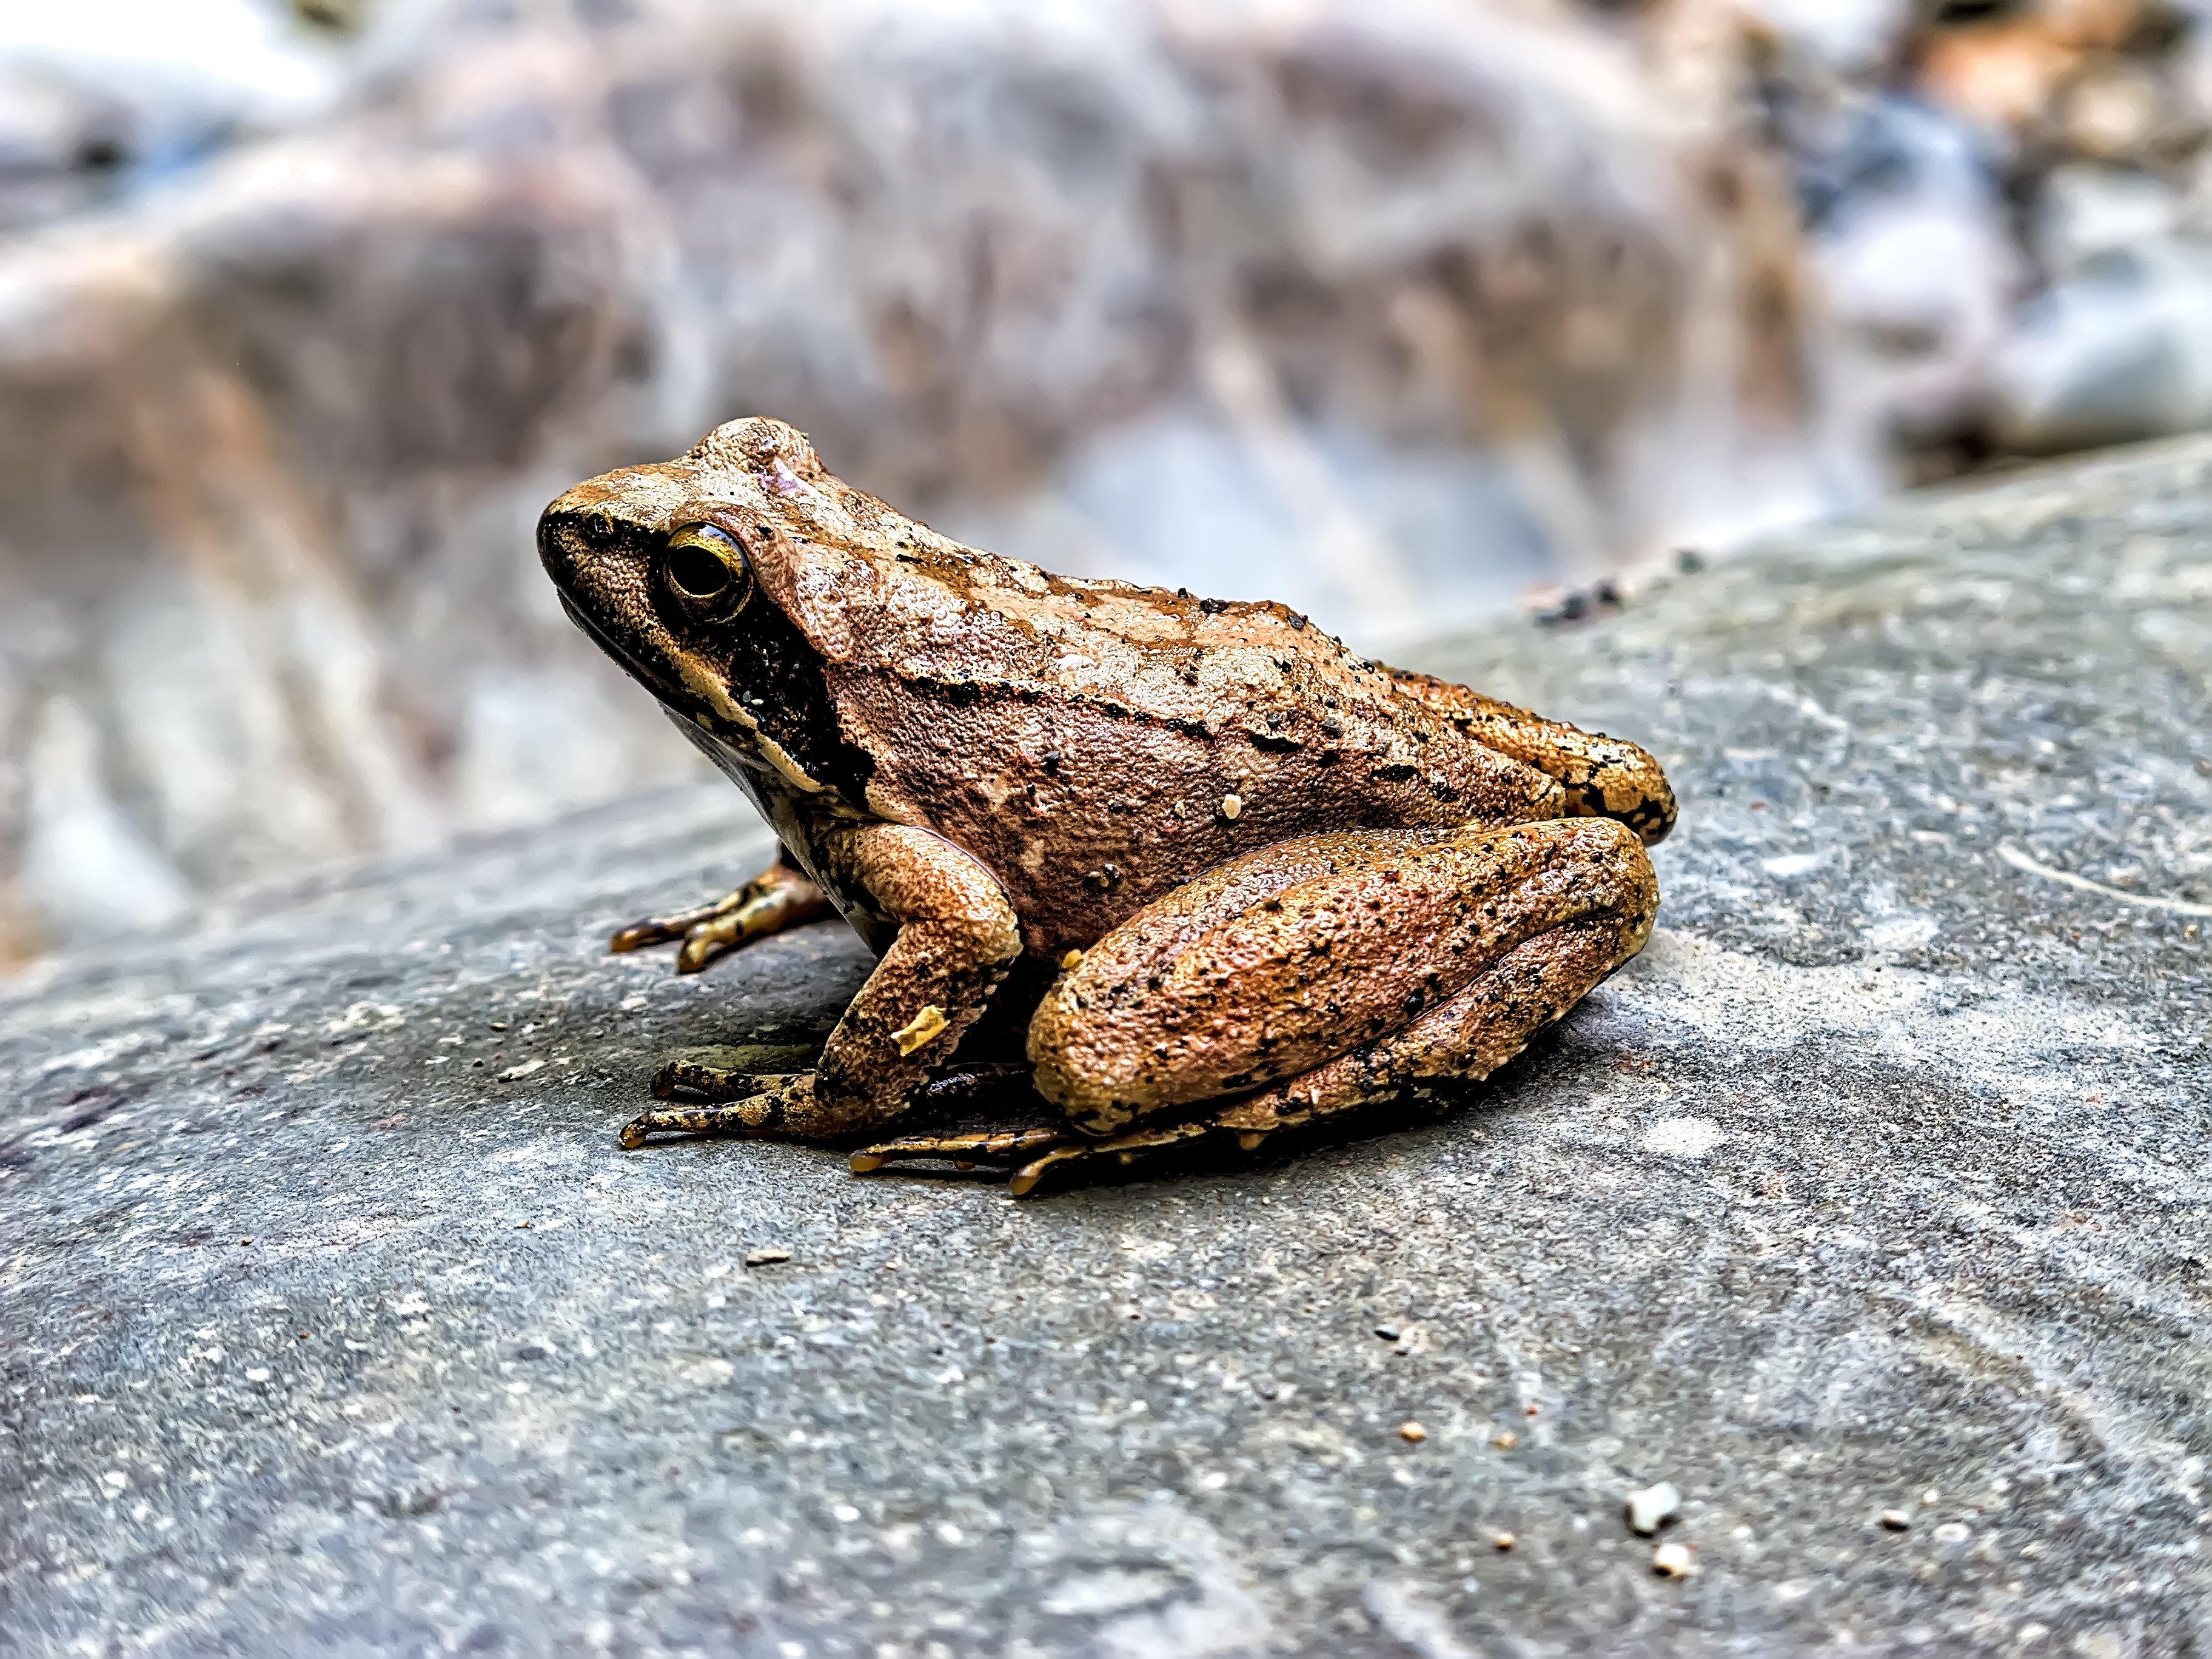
[663,644,835,800]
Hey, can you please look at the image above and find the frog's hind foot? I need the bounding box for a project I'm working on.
[848,1127,1070,1178]
[611,854,831,973]
[850,1118,1221,1197]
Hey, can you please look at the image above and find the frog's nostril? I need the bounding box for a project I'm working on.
[666,540,731,600]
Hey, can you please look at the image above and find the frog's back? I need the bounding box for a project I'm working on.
[805,541,1564,955]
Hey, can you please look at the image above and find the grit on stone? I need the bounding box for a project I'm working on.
[3,440,2208,1655]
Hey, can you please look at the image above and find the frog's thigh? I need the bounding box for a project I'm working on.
[1224,913,1634,1132]
[1030,817,1656,1134]
[1000,914,1635,1195]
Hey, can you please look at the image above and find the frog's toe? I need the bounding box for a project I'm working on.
[850,1117,1222,1196]
[612,863,834,974]
[1005,1119,1216,1196]
[623,1068,816,1147]
[650,1057,788,1102]
[611,890,743,955]
[849,1125,1070,1176]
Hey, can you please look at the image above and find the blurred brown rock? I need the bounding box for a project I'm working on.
[0,0,1860,959]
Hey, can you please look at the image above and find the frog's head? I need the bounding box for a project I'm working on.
[537,417,876,801]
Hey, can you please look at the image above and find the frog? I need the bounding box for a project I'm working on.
[538,416,1674,1195]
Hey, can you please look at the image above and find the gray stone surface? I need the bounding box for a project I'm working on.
[4,439,2210,1656]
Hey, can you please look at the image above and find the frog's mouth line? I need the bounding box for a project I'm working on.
[559,592,705,724]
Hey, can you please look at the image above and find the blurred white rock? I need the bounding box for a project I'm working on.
[1800,94,2024,444]
[2039,163,2180,275]
[1991,240,2212,452]
[0,0,338,231]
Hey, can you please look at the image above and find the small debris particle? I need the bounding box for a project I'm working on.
[1524,1403,1540,1416]
[1920,1487,1940,1507]
[238,1237,253,1246]
[491,1022,508,1031]
[296,1330,309,1340]
[1399,1421,1426,1443]
[496,1059,546,1082]
[891,1004,949,1056]
[1060,949,1085,971]
[1372,1323,1400,1341]
[1626,1482,1682,1536]
[1652,1541,1695,1578]
[1933,1521,1971,1545]
[512,1220,531,1230]
[1492,1532,1516,1551]
[1491,1430,1518,1451]
[1879,1509,1912,1532]
[744,1248,791,1268]
[1220,793,1242,820]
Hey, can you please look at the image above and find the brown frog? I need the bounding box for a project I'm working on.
[539,417,1673,1195]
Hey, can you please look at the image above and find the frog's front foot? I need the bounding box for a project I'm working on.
[620,1068,816,1145]
[611,854,831,973]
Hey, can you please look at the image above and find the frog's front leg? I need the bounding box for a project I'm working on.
[619,823,1021,1147]
[610,845,834,973]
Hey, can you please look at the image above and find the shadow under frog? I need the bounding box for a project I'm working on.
[538,417,1674,1196]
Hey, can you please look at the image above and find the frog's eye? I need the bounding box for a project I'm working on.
[661,523,751,618]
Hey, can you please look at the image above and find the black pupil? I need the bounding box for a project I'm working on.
[667,540,731,600]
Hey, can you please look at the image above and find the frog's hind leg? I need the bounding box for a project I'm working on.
[1384,667,1677,845]
[611,846,832,973]
[1030,815,1657,1137]
[967,912,1634,1196]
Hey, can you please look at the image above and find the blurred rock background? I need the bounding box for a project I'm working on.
[0,0,2201,964]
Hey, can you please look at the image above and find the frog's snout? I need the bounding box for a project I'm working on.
[536,497,627,588]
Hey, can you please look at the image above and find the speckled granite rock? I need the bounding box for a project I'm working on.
[2,440,2208,1656]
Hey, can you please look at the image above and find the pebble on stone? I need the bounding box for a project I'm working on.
[1399,1421,1426,1442]
[1626,1481,1682,1535]
[743,1248,791,1268]
[1879,1509,1912,1531]
[1492,1430,1518,1451]
[1652,1541,1695,1578]
[1492,1532,1516,1551]
[1372,1323,1400,1341]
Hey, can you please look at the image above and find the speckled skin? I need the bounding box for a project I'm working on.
[538,417,1674,1190]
